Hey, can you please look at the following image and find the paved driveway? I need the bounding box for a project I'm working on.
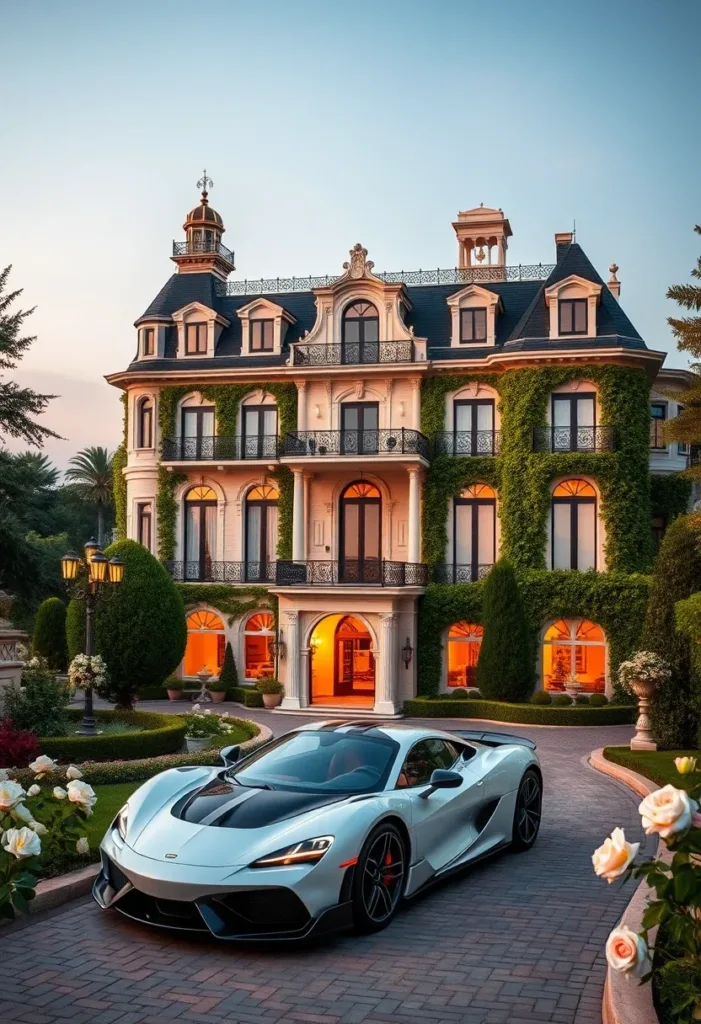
[0,711,649,1024]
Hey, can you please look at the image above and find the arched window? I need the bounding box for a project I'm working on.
[543,619,606,693]
[244,611,274,680]
[342,301,379,363]
[245,483,278,582]
[447,621,483,688]
[137,398,153,449]
[551,479,597,571]
[340,481,381,583]
[183,609,225,678]
[184,485,217,581]
[452,483,496,583]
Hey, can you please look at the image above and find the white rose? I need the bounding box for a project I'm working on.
[29,755,58,777]
[67,780,97,815]
[0,781,26,810]
[592,828,640,884]
[29,821,48,836]
[192,704,201,712]
[639,785,698,839]
[27,784,41,797]
[65,765,83,781]
[53,787,67,800]
[204,708,211,715]
[605,926,650,978]
[76,836,89,855]
[2,826,42,859]
[13,803,35,825]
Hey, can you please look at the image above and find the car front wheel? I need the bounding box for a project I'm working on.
[351,822,406,934]
[511,769,542,851]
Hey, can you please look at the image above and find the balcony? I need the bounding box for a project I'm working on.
[432,564,493,584]
[282,429,429,460]
[292,340,414,366]
[433,431,501,457]
[533,426,616,453]
[274,560,428,587]
[164,561,275,584]
[172,239,235,263]
[162,435,279,462]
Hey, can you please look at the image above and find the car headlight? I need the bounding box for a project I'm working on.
[116,804,129,841]
[250,836,334,868]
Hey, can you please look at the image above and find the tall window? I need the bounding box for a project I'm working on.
[453,399,496,455]
[137,398,153,448]
[183,609,226,679]
[460,308,487,344]
[542,619,606,693]
[551,479,597,570]
[447,622,483,689]
[242,405,277,459]
[551,392,596,452]
[453,484,496,582]
[650,403,666,449]
[245,484,278,582]
[181,405,215,459]
[558,298,588,335]
[244,612,274,680]
[676,405,690,457]
[251,320,274,352]
[342,301,379,363]
[185,323,207,355]
[141,328,154,356]
[340,481,381,583]
[137,502,152,551]
[341,402,379,455]
[184,485,217,581]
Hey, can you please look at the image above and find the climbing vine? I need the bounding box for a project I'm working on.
[112,393,128,541]
[175,583,275,626]
[650,473,693,525]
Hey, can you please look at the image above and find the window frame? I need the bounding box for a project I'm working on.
[340,401,380,455]
[245,486,278,582]
[136,398,153,449]
[242,404,278,459]
[185,322,208,355]
[250,319,274,353]
[551,392,597,452]
[558,298,588,336]
[453,398,496,455]
[650,402,667,450]
[136,502,152,552]
[551,488,597,571]
[459,307,488,344]
[141,327,155,356]
[453,488,496,579]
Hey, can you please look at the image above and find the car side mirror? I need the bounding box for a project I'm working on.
[419,768,463,800]
[220,745,240,768]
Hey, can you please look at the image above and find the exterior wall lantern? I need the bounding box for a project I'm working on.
[401,637,413,669]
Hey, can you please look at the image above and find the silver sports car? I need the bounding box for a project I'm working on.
[93,721,542,939]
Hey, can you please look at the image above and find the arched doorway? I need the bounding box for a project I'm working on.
[309,614,375,706]
[340,481,381,583]
[184,485,217,581]
[244,611,275,681]
[183,609,225,678]
[342,300,379,363]
[244,483,278,582]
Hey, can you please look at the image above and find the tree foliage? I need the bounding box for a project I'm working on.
[32,597,68,671]
[475,559,534,701]
[64,446,114,544]
[219,641,238,689]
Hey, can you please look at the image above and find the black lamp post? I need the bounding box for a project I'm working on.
[61,540,125,735]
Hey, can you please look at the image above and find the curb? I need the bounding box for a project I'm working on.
[589,747,665,1024]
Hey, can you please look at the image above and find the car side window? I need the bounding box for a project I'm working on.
[428,739,460,769]
[396,739,458,789]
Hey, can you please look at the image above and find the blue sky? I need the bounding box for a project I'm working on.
[1,0,699,464]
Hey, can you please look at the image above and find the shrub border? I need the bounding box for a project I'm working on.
[404,697,636,725]
[39,709,187,762]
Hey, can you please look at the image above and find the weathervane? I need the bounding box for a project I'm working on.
[197,169,213,196]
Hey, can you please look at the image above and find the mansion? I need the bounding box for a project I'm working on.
[108,188,692,715]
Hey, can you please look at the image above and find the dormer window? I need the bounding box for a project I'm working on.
[237,298,296,357]
[460,308,487,344]
[185,323,207,355]
[251,319,274,352]
[559,299,588,336]
[141,328,154,356]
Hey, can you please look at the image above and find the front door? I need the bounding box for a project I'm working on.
[340,481,381,583]
[341,403,379,455]
[335,616,375,697]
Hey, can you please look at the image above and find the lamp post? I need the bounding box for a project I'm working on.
[61,540,125,736]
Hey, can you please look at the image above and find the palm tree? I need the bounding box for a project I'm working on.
[65,446,114,544]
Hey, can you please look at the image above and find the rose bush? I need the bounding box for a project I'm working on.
[617,650,672,697]
[68,653,109,693]
[184,708,240,740]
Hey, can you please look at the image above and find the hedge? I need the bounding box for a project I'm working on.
[404,697,636,726]
[38,709,187,762]
[134,683,264,706]
[32,597,68,671]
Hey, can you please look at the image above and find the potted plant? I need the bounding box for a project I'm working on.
[164,676,184,701]
[618,650,672,750]
[256,676,284,709]
[183,708,237,752]
[206,679,227,703]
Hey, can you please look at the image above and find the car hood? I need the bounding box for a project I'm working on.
[173,778,347,829]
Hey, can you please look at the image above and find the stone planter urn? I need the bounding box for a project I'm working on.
[186,736,209,753]
[629,677,659,751]
[166,687,182,701]
[262,692,283,709]
[564,678,583,699]
[209,690,226,703]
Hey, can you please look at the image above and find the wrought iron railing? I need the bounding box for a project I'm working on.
[433,430,501,457]
[432,563,493,584]
[275,560,428,587]
[282,429,429,460]
[162,435,279,461]
[216,264,556,297]
[292,340,414,366]
[532,426,616,453]
[172,240,235,262]
[164,561,276,583]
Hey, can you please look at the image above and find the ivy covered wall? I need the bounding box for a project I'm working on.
[112,393,128,541]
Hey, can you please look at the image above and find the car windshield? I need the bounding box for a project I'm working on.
[228,730,399,794]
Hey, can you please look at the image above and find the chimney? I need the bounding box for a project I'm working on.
[554,231,573,262]
[608,263,621,301]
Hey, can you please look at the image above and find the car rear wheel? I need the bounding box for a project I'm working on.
[511,769,542,851]
[351,822,406,934]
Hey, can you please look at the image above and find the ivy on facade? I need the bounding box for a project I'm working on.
[112,393,128,541]
[175,583,274,626]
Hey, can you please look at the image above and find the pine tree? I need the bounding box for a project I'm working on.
[219,642,239,691]
[475,559,534,702]
[0,266,60,447]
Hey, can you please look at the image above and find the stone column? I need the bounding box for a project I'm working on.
[375,612,398,716]
[407,467,421,564]
[296,380,307,432]
[303,473,313,559]
[410,378,421,429]
[292,468,305,561]
[280,611,301,710]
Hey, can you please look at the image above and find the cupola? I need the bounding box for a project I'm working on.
[452,204,512,278]
[171,171,235,280]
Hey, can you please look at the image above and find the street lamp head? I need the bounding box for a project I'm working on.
[108,556,125,585]
[60,552,82,581]
[89,551,108,583]
[84,538,101,562]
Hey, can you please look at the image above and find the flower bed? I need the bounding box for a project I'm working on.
[404,697,636,725]
[38,709,187,762]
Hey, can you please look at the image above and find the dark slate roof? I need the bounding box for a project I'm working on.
[125,243,647,373]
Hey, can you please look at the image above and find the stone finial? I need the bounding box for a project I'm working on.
[608,263,621,301]
[343,243,374,280]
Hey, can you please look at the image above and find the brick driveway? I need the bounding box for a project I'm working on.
[0,714,651,1024]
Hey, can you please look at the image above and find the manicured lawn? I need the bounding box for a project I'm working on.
[603,746,700,788]
[86,782,141,851]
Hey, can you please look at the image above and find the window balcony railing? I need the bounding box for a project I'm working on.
[172,240,235,263]
[292,340,414,366]
[275,560,428,587]
[164,561,276,584]
[282,429,429,460]
[533,426,616,453]
[432,563,493,584]
[162,435,279,461]
[649,420,667,450]
[433,431,501,457]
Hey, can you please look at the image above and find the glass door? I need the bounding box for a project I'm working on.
[243,406,277,459]
[453,485,496,581]
[340,482,381,583]
[552,394,596,452]
[182,406,215,459]
[184,488,217,580]
[342,302,379,364]
[341,403,379,455]
[245,487,278,582]
[454,400,495,455]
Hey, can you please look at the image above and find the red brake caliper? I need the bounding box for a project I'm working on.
[382,851,393,887]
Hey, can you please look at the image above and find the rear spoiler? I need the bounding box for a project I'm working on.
[453,729,537,751]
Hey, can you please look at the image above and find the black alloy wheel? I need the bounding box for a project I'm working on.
[511,769,542,851]
[352,823,406,933]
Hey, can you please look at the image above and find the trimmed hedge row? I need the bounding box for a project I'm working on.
[135,684,265,707]
[39,709,187,762]
[404,697,636,726]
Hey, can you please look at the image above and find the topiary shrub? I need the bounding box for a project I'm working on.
[476,559,534,702]
[552,694,573,706]
[574,694,590,705]
[589,693,609,707]
[219,641,238,691]
[32,598,68,671]
[450,688,469,699]
[530,691,552,705]
[642,513,701,748]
